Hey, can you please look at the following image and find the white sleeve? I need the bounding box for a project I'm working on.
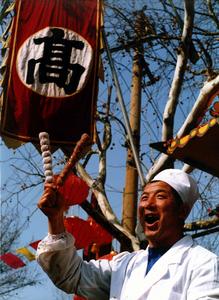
[36,232,112,300]
[36,232,73,253]
[187,255,219,300]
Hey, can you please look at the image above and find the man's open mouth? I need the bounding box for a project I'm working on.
[144,214,159,225]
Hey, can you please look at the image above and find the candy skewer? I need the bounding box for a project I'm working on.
[39,132,53,183]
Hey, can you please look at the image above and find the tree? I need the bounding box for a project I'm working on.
[77,0,219,251]
[1,0,219,268]
[0,198,39,300]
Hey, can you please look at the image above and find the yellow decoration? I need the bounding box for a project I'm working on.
[209,118,217,127]
[197,123,209,137]
[16,247,35,261]
[190,128,197,138]
[167,140,177,154]
[168,118,219,152]
[179,135,190,147]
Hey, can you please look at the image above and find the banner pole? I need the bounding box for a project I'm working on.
[102,27,145,189]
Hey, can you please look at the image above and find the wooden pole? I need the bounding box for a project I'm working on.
[121,47,143,247]
[102,28,145,188]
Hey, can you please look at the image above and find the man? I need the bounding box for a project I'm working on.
[36,169,219,299]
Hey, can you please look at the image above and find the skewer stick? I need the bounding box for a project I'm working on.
[39,132,53,183]
[56,133,91,187]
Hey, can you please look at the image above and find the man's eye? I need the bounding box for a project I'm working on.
[157,194,166,199]
[141,196,148,202]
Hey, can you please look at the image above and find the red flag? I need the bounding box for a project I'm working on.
[55,173,89,208]
[98,251,117,260]
[29,240,41,250]
[0,253,26,269]
[74,296,87,300]
[64,217,94,249]
[64,216,112,250]
[1,0,102,146]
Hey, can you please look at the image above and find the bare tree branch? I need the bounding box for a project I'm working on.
[77,162,140,250]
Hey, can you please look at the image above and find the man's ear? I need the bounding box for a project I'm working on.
[178,204,190,220]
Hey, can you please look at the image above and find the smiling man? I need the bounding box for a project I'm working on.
[36,169,219,299]
[139,168,197,249]
[139,181,185,248]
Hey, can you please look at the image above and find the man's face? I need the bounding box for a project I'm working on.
[138,181,185,248]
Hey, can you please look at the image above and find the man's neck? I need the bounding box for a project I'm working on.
[148,234,184,249]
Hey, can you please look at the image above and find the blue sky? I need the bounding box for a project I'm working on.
[1,1,219,298]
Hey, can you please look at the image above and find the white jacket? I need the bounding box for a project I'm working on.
[36,234,219,300]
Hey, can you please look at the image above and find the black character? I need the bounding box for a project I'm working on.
[26,28,85,94]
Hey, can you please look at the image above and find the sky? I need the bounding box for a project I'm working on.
[1,1,219,299]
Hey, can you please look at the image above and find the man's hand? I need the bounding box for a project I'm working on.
[38,183,63,216]
[38,182,66,234]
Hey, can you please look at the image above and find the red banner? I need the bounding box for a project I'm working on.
[0,253,26,269]
[1,0,101,146]
[64,216,113,250]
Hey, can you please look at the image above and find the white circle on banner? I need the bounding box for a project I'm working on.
[16,27,93,98]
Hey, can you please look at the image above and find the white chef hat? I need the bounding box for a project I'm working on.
[151,169,199,210]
